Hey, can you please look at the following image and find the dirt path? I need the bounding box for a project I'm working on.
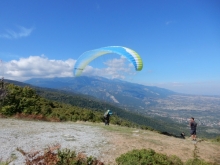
[0,119,220,165]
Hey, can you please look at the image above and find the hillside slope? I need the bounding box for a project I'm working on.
[24,77,220,138]
[2,80,190,136]
[0,119,219,165]
[2,80,219,138]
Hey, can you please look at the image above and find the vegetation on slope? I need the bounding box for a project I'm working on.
[0,83,149,129]
[34,86,190,135]
[116,148,216,165]
[1,144,216,165]
[1,81,217,138]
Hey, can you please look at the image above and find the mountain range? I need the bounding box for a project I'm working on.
[24,76,177,110]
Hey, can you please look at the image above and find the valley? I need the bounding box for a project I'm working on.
[143,95,220,129]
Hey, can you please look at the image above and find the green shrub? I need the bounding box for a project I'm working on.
[116,149,183,165]
[1,105,17,116]
[57,149,100,165]
[116,148,217,165]
[57,149,77,165]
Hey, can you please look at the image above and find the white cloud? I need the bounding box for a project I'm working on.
[0,26,34,39]
[81,57,135,79]
[1,56,220,95]
[0,56,136,81]
[0,56,75,81]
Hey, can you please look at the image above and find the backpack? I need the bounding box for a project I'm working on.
[104,111,109,118]
[104,110,112,118]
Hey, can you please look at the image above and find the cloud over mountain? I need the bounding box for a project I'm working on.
[0,56,134,81]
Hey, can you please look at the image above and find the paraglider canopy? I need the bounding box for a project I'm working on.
[108,110,113,115]
[74,46,143,76]
[104,109,112,117]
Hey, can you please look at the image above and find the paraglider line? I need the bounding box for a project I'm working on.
[74,68,84,70]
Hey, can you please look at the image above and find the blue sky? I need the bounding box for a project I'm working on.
[0,0,220,95]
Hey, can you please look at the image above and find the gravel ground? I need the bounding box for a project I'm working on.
[0,119,110,165]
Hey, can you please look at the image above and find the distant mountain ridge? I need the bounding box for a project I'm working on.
[24,76,177,110]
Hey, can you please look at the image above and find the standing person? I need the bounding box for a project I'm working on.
[104,110,112,125]
[0,77,3,89]
[189,117,197,141]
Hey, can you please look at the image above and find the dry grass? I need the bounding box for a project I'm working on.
[111,130,219,164]
[80,123,220,165]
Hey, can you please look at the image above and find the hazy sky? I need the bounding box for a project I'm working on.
[0,0,220,95]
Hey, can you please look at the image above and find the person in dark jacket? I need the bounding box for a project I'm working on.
[0,77,4,89]
[189,117,197,141]
[104,110,112,125]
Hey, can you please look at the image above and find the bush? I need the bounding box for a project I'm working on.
[17,144,104,165]
[1,105,17,116]
[57,149,101,165]
[116,149,183,165]
[116,148,217,165]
